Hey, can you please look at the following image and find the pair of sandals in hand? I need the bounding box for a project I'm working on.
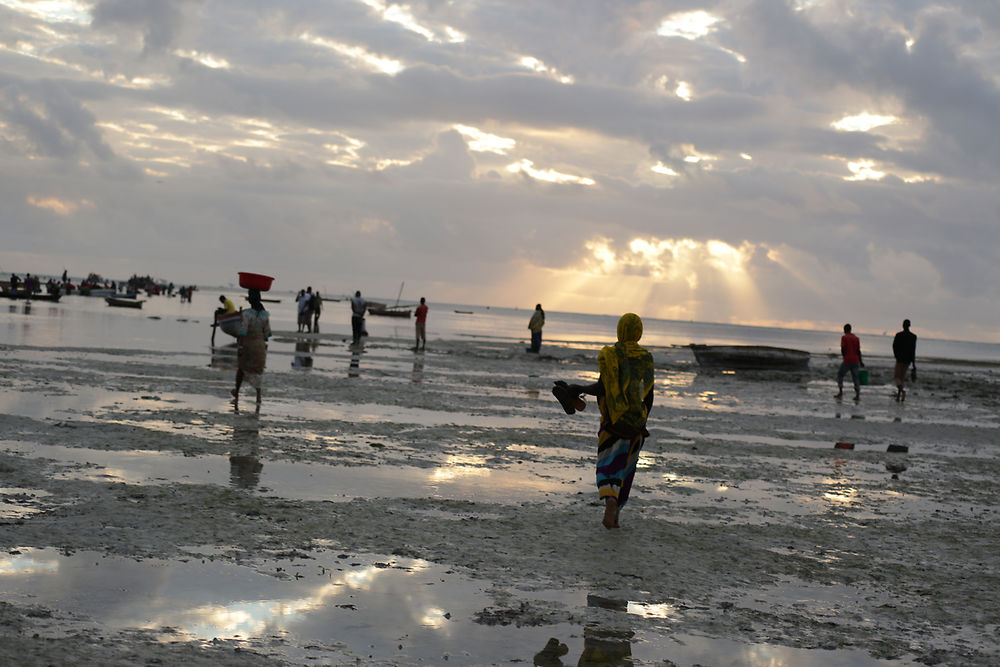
[552,380,587,414]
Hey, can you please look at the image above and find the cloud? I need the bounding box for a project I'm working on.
[0,80,115,160]
[90,0,190,56]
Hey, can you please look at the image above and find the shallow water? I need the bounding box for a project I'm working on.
[0,547,909,666]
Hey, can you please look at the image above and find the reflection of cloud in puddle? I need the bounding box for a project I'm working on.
[0,550,59,576]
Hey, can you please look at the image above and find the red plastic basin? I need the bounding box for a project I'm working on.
[238,272,274,291]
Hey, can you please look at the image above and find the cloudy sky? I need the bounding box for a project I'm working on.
[2,1,999,341]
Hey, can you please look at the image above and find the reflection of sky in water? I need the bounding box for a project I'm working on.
[1,441,587,504]
[0,548,897,665]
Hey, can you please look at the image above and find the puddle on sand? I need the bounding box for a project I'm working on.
[0,547,906,666]
[1,441,588,504]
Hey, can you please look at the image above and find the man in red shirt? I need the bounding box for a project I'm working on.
[414,297,428,351]
[835,323,864,400]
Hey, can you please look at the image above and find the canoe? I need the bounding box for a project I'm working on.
[689,344,810,371]
[1,290,61,302]
[214,311,242,338]
[368,305,411,317]
[79,288,116,297]
[106,297,143,309]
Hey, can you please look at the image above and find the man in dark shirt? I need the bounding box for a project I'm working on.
[892,319,917,402]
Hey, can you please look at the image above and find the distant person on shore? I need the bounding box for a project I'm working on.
[312,292,323,332]
[232,289,271,407]
[551,313,654,529]
[350,290,367,344]
[414,297,428,351]
[892,319,917,402]
[296,288,313,333]
[835,323,864,401]
[8,274,20,293]
[527,303,545,353]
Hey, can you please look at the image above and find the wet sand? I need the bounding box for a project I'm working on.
[1,332,998,665]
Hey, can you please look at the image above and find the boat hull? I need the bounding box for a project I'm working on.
[368,308,411,318]
[1,290,61,302]
[106,297,143,309]
[690,344,810,371]
[215,312,242,338]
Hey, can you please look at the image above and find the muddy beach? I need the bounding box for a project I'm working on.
[1,308,999,664]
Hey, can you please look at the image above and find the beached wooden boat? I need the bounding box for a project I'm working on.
[1,290,61,302]
[79,287,116,297]
[106,297,143,309]
[689,344,810,370]
[214,311,242,338]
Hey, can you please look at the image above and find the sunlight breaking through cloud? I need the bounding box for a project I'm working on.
[651,162,679,176]
[657,10,721,40]
[0,0,90,24]
[506,159,594,185]
[832,113,897,132]
[358,0,465,43]
[519,57,574,84]
[301,33,403,75]
[453,125,516,154]
[583,236,753,283]
[174,50,231,70]
[845,160,885,181]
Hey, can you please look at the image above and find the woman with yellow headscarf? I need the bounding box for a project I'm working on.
[553,313,654,528]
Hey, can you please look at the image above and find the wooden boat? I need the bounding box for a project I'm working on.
[106,297,143,309]
[367,281,413,317]
[368,305,411,318]
[689,344,810,371]
[1,290,61,302]
[212,311,243,342]
[79,287,116,297]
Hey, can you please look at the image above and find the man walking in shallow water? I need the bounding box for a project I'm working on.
[835,323,864,401]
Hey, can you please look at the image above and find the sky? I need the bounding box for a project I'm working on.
[1,1,999,342]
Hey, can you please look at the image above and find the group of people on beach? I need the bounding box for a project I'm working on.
[835,319,917,402]
[295,287,322,333]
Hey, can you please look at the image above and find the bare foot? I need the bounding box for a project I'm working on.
[602,500,620,529]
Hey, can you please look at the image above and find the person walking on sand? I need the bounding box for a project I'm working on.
[350,290,367,344]
[232,289,271,406]
[526,303,545,353]
[892,319,917,402]
[835,323,864,401]
[414,297,428,350]
[551,313,654,529]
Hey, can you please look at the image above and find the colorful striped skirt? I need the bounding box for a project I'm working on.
[596,425,645,507]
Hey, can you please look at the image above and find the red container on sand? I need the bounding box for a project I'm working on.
[835,442,855,450]
[238,272,274,291]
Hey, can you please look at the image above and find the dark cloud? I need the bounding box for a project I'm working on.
[91,0,191,55]
[0,80,115,160]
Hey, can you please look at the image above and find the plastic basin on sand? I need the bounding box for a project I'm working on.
[238,272,274,291]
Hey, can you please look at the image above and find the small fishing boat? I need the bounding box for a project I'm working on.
[1,290,61,302]
[367,282,413,317]
[689,344,810,371]
[79,287,116,297]
[368,305,411,318]
[106,297,144,309]
[211,311,242,345]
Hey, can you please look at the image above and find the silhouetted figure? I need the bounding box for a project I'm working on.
[892,319,917,402]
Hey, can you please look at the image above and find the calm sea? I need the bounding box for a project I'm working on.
[3,289,999,362]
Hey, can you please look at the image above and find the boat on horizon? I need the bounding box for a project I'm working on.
[689,344,810,371]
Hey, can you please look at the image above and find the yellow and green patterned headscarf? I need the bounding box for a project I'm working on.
[598,313,654,427]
